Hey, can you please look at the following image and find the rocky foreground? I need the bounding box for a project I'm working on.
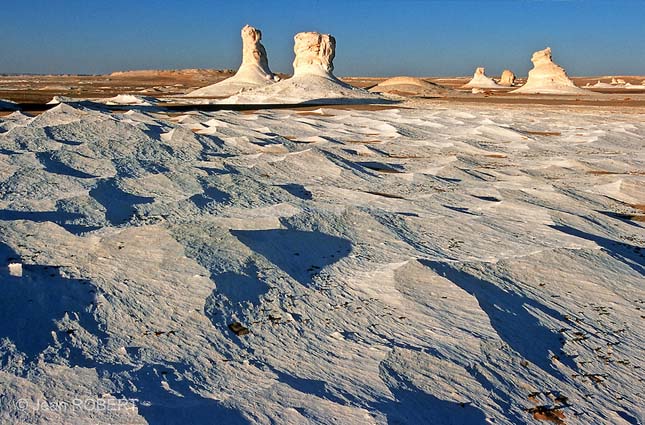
[0,101,643,424]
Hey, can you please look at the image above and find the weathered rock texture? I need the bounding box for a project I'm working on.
[511,47,588,94]
[498,69,516,86]
[292,32,337,78]
[462,68,501,89]
[186,25,278,97]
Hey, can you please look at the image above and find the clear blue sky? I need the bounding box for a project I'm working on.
[2,0,644,77]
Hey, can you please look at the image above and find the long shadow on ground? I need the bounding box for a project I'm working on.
[36,151,96,179]
[378,361,487,424]
[89,179,154,225]
[420,260,576,380]
[549,224,644,276]
[119,364,249,425]
[0,242,97,361]
[230,229,352,287]
[0,209,101,235]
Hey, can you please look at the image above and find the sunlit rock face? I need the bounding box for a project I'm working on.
[292,32,337,78]
[499,69,516,86]
[462,67,500,89]
[511,47,588,94]
[238,24,276,81]
[186,25,278,97]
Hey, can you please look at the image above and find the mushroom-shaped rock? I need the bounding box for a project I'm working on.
[219,31,385,105]
[462,68,501,89]
[498,69,516,86]
[186,25,278,97]
[511,47,588,94]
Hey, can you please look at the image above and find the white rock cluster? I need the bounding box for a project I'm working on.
[220,31,384,104]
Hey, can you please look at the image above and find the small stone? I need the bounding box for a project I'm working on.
[8,262,22,277]
[228,322,250,336]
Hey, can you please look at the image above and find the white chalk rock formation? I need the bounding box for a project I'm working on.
[369,76,453,97]
[186,25,278,97]
[498,69,516,86]
[611,77,626,85]
[462,68,501,89]
[511,47,589,94]
[292,32,337,79]
[220,31,385,105]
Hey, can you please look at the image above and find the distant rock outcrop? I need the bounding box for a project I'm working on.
[511,47,588,94]
[369,76,453,97]
[462,68,501,89]
[186,25,278,97]
[587,80,614,89]
[498,69,516,86]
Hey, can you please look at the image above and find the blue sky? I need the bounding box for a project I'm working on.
[2,0,644,76]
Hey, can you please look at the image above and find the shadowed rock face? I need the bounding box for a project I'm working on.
[292,32,337,78]
[511,47,588,94]
[499,69,516,86]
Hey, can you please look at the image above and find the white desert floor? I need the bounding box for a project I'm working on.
[0,101,643,424]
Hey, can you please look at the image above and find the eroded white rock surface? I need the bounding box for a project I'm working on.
[1,102,643,425]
